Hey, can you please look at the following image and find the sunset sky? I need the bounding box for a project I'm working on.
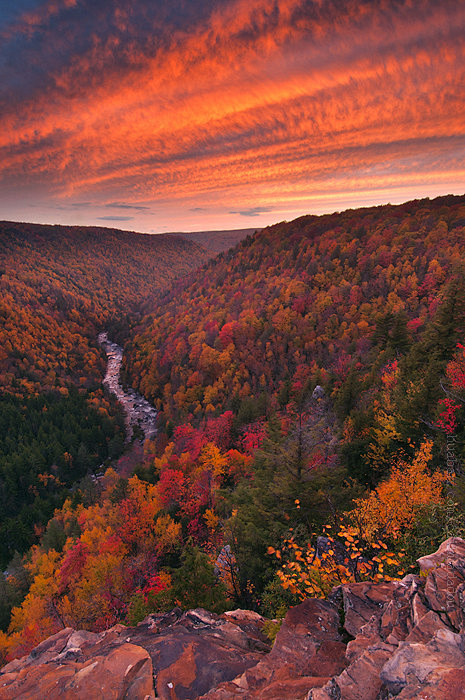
[0,0,464,233]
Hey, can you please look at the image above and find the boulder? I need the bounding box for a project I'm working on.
[380,628,465,695]
[308,644,394,700]
[345,615,384,662]
[411,587,430,626]
[405,609,450,643]
[0,628,75,676]
[417,537,465,573]
[330,579,399,637]
[379,576,422,644]
[0,608,270,700]
[201,597,346,699]
[0,642,154,700]
[310,564,465,700]
[396,667,465,699]
[416,538,465,630]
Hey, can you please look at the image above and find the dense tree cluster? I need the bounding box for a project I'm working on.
[124,195,465,445]
[0,389,124,568]
[120,194,465,602]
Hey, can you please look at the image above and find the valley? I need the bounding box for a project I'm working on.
[2,197,465,700]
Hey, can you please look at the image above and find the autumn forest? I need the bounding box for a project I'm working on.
[1,195,465,662]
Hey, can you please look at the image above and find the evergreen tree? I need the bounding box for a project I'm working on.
[170,546,228,613]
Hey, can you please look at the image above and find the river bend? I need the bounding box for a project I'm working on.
[98,331,157,443]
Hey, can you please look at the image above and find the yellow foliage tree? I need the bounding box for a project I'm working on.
[365,407,400,475]
[350,440,446,542]
[6,548,62,656]
[198,443,228,482]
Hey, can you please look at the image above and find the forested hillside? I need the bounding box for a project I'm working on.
[124,195,465,446]
[114,194,465,607]
[0,221,209,395]
[0,221,208,569]
[3,196,465,663]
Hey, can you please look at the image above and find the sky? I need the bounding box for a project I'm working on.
[0,0,464,233]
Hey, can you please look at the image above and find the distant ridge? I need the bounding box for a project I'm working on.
[1,219,259,257]
[165,228,260,255]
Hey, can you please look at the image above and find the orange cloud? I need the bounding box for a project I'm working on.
[0,0,464,229]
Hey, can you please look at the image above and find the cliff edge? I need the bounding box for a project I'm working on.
[2,538,465,699]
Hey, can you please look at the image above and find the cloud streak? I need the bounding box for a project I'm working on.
[0,0,464,229]
[230,206,274,217]
[97,215,135,222]
[106,202,151,211]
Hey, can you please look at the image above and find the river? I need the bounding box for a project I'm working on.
[98,331,157,443]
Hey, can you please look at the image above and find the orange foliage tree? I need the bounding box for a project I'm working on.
[0,470,182,661]
[349,440,447,542]
[269,440,446,600]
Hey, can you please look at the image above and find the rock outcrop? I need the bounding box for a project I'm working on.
[200,598,347,699]
[0,608,270,700]
[2,538,465,699]
[308,537,465,700]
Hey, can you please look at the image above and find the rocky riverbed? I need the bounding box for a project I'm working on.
[98,332,157,443]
